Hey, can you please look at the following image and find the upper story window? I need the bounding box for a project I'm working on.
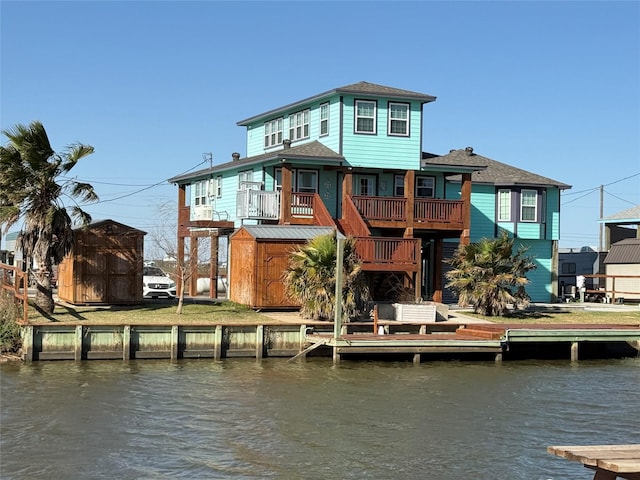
[498,189,511,222]
[238,170,254,190]
[416,176,435,198]
[215,176,222,198]
[561,262,576,274]
[394,175,405,196]
[289,110,310,141]
[388,102,409,136]
[355,100,376,134]
[521,189,538,222]
[320,103,329,136]
[194,180,208,206]
[357,175,376,196]
[264,118,283,148]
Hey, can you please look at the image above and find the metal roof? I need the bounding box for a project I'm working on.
[237,81,436,126]
[237,225,345,241]
[603,238,640,264]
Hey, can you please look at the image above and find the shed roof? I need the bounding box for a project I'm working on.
[233,225,345,241]
[433,148,571,189]
[603,238,640,264]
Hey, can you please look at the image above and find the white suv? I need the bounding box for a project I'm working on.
[143,266,177,299]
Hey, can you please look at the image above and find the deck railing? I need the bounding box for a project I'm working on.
[0,263,28,324]
[236,190,280,220]
[354,237,418,266]
[291,192,314,218]
[414,198,463,224]
[352,196,464,226]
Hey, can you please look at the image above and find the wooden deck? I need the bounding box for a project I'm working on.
[304,322,640,363]
[548,444,640,480]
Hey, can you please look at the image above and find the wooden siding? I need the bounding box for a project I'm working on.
[546,187,561,240]
[516,222,544,239]
[341,95,422,170]
[228,229,257,306]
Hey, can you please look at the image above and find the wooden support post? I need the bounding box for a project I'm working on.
[373,305,378,334]
[22,325,33,362]
[333,346,340,364]
[495,353,503,363]
[413,353,421,365]
[190,237,198,297]
[300,325,307,354]
[123,326,131,361]
[75,325,83,361]
[214,325,223,360]
[210,234,219,299]
[571,341,579,362]
[171,325,179,361]
[256,325,264,359]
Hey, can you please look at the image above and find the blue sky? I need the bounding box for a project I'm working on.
[2,0,639,253]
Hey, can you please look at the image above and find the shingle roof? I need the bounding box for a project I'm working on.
[433,148,571,189]
[237,81,436,126]
[168,141,344,184]
[236,225,345,241]
[600,205,640,223]
[603,238,640,264]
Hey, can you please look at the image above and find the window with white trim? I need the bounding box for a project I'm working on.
[194,180,208,206]
[498,189,511,221]
[215,175,222,197]
[521,189,537,222]
[238,170,254,190]
[416,176,435,198]
[355,100,376,134]
[394,175,405,196]
[320,103,329,136]
[288,110,310,141]
[357,175,376,196]
[388,102,409,136]
[264,118,283,148]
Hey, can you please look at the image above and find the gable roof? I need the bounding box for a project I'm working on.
[237,81,436,126]
[168,141,344,184]
[433,148,571,189]
[603,238,640,264]
[600,205,640,224]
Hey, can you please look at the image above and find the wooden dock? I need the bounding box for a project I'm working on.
[17,321,640,363]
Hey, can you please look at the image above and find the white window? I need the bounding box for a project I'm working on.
[297,170,318,194]
[320,103,329,136]
[238,170,253,190]
[388,102,409,136]
[498,189,511,221]
[288,110,310,141]
[264,118,283,148]
[194,180,207,206]
[355,100,376,134]
[521,190,537,222]
[416,176,435,198]
[357,175,376,196]
[215,175,222,198]
[394,175,405,196]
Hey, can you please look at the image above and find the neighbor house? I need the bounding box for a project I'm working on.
[168,81,570,306]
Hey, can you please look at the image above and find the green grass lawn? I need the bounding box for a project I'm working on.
[25,299,640,326]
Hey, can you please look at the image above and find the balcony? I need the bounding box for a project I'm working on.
[236,190,280,220]
[351,196,464,230]
[354,237,419,272]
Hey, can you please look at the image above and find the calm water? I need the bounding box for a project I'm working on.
[1,357,639,480]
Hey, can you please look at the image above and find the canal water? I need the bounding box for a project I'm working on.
[1,357,638,480]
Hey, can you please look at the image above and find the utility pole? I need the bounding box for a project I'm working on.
[599,184,604,252]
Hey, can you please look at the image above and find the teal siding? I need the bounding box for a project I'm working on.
[468,185,497,241]
[341,95,422,170]
[245,97,342,158]
[516,222,543,239]
[546,187,561,240]
[518,239,553,302]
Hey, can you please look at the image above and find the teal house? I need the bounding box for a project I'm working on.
[168,82,570,306]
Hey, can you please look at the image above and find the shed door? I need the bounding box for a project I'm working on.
[261,243,296,307]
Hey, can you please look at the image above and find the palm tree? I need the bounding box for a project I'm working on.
[445,232,536,316]
[283,231,369,321]
[0,121,98,313]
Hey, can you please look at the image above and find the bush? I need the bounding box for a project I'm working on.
[0,290,23,353]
